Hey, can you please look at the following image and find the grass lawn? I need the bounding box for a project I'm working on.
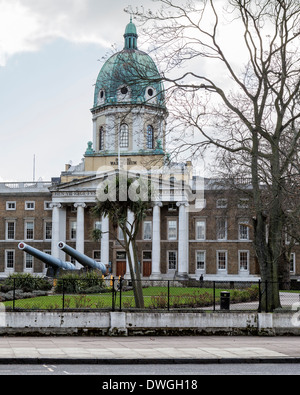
[3,285,259,310]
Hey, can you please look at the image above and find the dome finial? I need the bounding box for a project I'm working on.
[124,17,138,50]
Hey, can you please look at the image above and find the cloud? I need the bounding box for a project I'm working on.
[0,1,41,65]
[0,0,150,66]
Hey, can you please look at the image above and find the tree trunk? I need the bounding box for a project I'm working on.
[131,238,144,308]
[251,134,282,312]
[122,230,144,308]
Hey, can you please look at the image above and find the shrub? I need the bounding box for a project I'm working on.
[55,271,107,294]
[4,273,52,292]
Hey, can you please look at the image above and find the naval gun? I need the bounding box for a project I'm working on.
[58,242,107,274]
[18,242,77,277]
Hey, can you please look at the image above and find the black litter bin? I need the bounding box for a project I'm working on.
[220,291,230,310]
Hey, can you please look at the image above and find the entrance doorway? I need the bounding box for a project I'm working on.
[142,251,152,277]
[116,251,126,277]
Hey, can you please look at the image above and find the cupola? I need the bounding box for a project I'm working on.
[124,17,138,50]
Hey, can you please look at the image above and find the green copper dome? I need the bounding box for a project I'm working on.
[93,20,165,110]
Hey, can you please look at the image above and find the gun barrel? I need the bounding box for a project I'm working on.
[58,242,107,274]
[18,242,77,271]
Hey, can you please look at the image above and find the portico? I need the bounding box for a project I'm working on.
[49,175,111,267]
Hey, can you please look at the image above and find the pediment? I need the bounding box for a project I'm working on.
[50,170,117,193]
[50,168,195,205]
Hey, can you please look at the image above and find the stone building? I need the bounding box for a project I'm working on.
[0,19,298,281]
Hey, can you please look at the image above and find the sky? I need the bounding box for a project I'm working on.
[0,0,158,182]
[0,0,251,182]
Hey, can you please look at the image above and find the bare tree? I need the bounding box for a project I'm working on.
[129,0,300,311]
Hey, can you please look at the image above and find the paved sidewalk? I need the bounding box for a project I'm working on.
[0,336,300,364]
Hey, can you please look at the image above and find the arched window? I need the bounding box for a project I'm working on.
[119,124,129,148]
[99,127,104,151]
[146,125,154,149]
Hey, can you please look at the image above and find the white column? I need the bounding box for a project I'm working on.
[50,203,66,261]
[74,203,86,269]
[101,215,109,266]
[177,202,189,278]
[50,203,61,259]
[151,202,162,279]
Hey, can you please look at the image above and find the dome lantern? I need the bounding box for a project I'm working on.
[124,16,138,50]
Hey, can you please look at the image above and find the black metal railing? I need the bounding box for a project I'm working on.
[1,278,299,312]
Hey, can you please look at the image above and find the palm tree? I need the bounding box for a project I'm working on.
[92,172,153,308]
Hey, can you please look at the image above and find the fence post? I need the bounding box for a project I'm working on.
[258,280,261,313]
[167,280,170,311]
[265,280,268,313]
[13,278,16,311]
[119,277,122,312]
[62,279,65,311]
[112,277,115,312]
[213,281,216,311]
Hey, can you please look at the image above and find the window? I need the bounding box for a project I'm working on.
[143,251,152,260]
[146,125,154,149]
[94,221,102,238]
[44,202,52,210]
[25,201,35,210]
[116,251,126,260]
[97,89,105,105]
[25,221,34,240]
[196,220,206,240]
[168,251,177,271]
[118,226,125,241]
[239,220,249,240]
[119,124,129,148]
[25,253,33,270]
[239,251,249,271]
[6,202,16,210]
[290,253,296,273]
[121,86,128,95]
[196,251,206,271]
[99,90,104,99]
[70,221,77,240]
[238,198,249,208]
[45,222,52,240]
[145,86,157,104]
[216,218,227,240]
[168,220,177,240]
[143,221,152,240]
[118,86,130,101]
[216,199,227,208]
[217,251,227,271]
[99,127,105,151]
[93,251,101,262]
[147,88,154,96]
[6,221,15,240]
[5,250,14,270]
[285,225,292,244]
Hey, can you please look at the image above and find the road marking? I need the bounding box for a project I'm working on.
[43,364,54,372]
